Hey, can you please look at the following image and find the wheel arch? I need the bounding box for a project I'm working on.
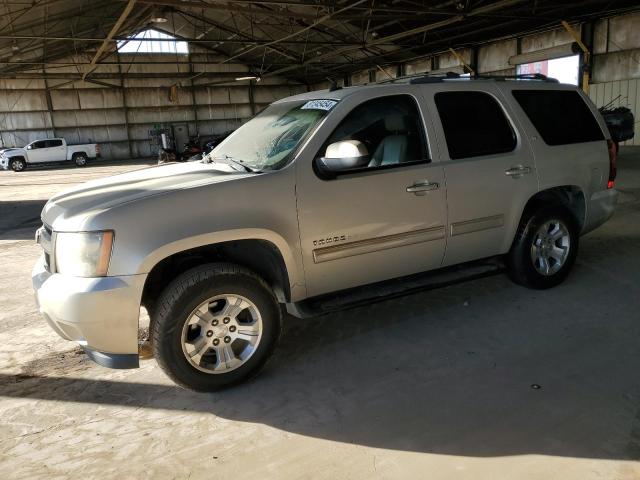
[9,156,26,170]
[521,185,586,232]
[141,238,293,316]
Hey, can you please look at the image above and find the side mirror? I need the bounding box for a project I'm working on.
[315,140,369,178]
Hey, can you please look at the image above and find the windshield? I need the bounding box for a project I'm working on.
[207,99,336,171]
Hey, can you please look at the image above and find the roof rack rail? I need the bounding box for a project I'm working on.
[474,73,559,82]
[377,71,559,85]
[376,71,464,85]
[409,72,462,84]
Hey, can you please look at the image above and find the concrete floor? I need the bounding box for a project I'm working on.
[1,154,639,480]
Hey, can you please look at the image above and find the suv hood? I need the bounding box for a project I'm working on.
[42,161,249,229]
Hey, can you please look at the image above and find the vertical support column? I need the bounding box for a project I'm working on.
[562,20,591,94]
[470,46,479,77]
[431,56,439,72]
[515,37,522,76]
[188,53,199,135]
[43,42,56,138]
[581,21,595,92]
[116,53,133,159]
[43,77,57,138]
[248,79,256,117]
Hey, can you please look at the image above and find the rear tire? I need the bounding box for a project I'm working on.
[507,205,579,289]
[10,158,25,172]
[152,263,282,391]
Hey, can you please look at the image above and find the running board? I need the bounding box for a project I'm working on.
[286,258,504,319]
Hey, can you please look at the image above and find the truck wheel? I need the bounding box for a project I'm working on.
[507,205,579,289]
[10,158,26,172]
[74,154,88,167]
[152,263,282,391]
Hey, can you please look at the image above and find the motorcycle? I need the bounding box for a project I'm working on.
[158,135,203,164]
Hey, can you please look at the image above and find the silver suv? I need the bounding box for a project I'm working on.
[32,76,618,391]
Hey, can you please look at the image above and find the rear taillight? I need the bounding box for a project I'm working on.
[607,139,617,189]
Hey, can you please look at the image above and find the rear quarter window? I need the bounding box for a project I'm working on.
[511,90,604,146]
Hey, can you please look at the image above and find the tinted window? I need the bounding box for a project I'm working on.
[324,95,428,169]
[46,139,63,147]
[32,141,47,149]
[435,91,517,160]
[512,90,604,146]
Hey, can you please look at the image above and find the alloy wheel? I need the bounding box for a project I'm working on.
[180,294,263,374]
[530,219,571,276]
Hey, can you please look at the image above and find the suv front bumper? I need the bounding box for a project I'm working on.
[32,255,146,369]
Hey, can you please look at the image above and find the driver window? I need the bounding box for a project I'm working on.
[325,95,429,169]
[32,141,47,149]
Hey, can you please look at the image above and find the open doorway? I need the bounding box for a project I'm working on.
[517,54,580,85]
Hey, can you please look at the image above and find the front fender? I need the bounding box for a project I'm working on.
[96,169,306,301]
[135,228,306,301]
[4,149,27,160]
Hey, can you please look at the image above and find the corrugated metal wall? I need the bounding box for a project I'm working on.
[0,48,307,159]
[588,12,640,146]
[2,12,639,157]
[589,79,639,146]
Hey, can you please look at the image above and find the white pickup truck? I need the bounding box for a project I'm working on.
[0,138,100,172]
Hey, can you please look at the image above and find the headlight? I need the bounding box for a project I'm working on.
[55,231,114,277]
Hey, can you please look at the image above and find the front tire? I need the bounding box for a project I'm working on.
[10,158,25,172]
[74,154,88,167]
[152,263,282,391]
[507,205,579,289]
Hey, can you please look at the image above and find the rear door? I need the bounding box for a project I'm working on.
[423,85,539,266]
[45,139,66,161]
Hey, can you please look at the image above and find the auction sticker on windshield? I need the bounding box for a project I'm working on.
[301,99,337,111]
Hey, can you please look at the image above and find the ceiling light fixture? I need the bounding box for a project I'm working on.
[150,8,169,23]
[235,75,259,81]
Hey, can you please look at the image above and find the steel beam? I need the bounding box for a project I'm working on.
[83,0,137,81]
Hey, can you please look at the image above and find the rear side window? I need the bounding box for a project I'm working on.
[46,139,63,147]
[434,91,516,160]
[512,90,604,146]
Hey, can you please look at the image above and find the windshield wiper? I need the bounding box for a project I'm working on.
[205,154,261,173]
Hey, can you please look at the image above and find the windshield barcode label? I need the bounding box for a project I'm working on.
[301,100,337,111]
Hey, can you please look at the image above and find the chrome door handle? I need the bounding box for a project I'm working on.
[406,182,439,195]
[504,166,532,177]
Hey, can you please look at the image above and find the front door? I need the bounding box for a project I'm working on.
[26,140,49,163]
[423,86,539,267]
[295,91,447,297]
